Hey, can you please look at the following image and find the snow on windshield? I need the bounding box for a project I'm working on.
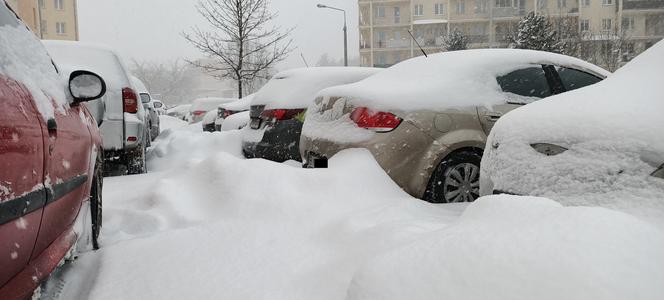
[0,25,67,120]
[318,49,609,112]
[251,67,382,110]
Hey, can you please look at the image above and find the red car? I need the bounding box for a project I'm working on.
[0,3,106,299]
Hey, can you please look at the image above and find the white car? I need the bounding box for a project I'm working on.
[480,41,664,224]
[44,41,149,174]
[167,104,191,120]
[215,94,253,131]
[132,76,160,142]
[153,99,166,115]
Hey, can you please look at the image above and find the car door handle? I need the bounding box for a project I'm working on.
[47,118,58,131]
[485,114,502,122]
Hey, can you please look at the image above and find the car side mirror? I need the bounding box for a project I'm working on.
[69,70,106,103]
[154,102,163,108]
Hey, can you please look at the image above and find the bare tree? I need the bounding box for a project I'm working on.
[183,0,293,98]
[132,59,196,105]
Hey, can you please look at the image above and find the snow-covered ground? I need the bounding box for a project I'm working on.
[49,116,664,299]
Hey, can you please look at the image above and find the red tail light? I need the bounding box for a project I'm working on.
[350,107,402,132]
[192,110,206,116]
[222,110,235,118]
[261,109,305,121]
[122,88,138,113]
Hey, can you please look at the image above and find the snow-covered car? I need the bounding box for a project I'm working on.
[189,97,235,123]
[44,40,150,174]
[300,49,609,203]
[243,67,382,162]
[132,76,159,142]
[167,104,191,120]
[480,42,664,223]
[215,94,253,131]
[221,110,250,131]
[0,4,106,297]
[202,110,218,132]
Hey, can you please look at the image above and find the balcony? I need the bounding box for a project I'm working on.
[492,7,527,18]
[624,0,664,10]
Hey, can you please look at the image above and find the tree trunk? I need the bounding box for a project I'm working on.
[238,79,243,98]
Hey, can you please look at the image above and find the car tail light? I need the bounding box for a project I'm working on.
[223,110,235,118]
[192,110,207,116]
[260,109,305,121]
[127,136,137,142]
[123,88,138,113]
[350,107,402,132]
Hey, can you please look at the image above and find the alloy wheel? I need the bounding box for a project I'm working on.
[442,163,480,203]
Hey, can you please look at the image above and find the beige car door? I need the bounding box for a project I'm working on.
[477,65,553,135]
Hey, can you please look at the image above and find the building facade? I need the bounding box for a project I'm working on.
[359,0,664,68]
[6,0,79,41]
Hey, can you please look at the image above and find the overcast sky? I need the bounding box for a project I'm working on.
[78,0,359,71]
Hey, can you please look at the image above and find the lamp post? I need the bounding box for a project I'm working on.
[317,4,348,67]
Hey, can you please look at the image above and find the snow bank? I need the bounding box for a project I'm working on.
[318,49,609,112]
[481,41,664,227]
[348,195,664,300]
[220,110,250,131]
[158,115,187,132]
[0,25,67,120]
[252,67,382,109]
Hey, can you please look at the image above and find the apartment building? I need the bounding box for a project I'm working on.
[359,0,663,67]
[6,0,79,41]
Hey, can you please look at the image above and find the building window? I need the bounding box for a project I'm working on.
[375,6,385,18]
[434,3,445,15]
[537,0,548,9]
[580,19,590,31]
[622,17,634,30]
[56,22,66,34]
[38,0,45,9]
[495,0,513,7]
[394,7,401,23]
[581,0,590,6]
[414,4,424,16]
[602,18,612,31]
[475,0,488,13]
[602,0,612,5]
[54,0,64,10]
[456,0,465,14]
[557,0,567,8]
[40,19,47,33]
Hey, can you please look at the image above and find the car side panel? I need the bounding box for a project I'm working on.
[31,104,93,259]
[0,76,45,288]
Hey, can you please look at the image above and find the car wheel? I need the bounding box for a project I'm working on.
[126,146,147,175]
[423,151,482,203]
[90,160,103,250]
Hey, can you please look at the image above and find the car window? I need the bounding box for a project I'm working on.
[140,93,151,103]
[0,3,20,28]
[556,67,603,92]
[496,66,552,101]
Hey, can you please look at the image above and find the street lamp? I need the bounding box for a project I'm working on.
[317,3,348,67]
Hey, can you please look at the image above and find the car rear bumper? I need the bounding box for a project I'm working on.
[300,121,436,198]
[243,119,303,162]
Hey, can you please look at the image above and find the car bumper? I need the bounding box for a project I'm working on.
[242,119,303,162]
[300,121,436,198]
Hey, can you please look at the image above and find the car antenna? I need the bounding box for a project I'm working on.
[300,53,310,67]
[408,30,428,58]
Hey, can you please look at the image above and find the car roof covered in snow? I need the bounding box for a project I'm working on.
[318,49,610,112]
[219,94,254,112]
[191,97,236,112]
[252,67,383,109]
[490,41,664,161]
[131,76,149,95]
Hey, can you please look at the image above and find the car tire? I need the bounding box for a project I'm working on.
[423,151,482,203]
[90,158,103,250]
[126,146,147,175]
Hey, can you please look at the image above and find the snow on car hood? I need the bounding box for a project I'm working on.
[0,25,67,120]
[220,94,254,111]
[252,67,382,110]
[489,41,664,164]
[318,49,609,112]
[191,97,236,112]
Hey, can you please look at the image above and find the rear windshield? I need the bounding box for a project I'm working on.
[44,44,129,88]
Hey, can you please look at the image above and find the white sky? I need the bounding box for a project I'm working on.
[78,0,360,71]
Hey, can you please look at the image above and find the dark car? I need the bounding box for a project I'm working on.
[242,67,381,162]
[0,3,106,298]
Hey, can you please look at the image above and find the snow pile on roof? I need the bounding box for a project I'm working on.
[0,25,67,120]
[43,40,131,89]
[319,49,609,112]
[220,110,250,131]
[219,94,254,111]
[252,67,382,109]
[481,41,664,226]
[348,195,664,300]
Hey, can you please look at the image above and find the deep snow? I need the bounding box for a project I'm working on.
[50,118,664,299]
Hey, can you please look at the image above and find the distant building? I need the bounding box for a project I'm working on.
[7,0,79,41]
[359,0,664,68]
